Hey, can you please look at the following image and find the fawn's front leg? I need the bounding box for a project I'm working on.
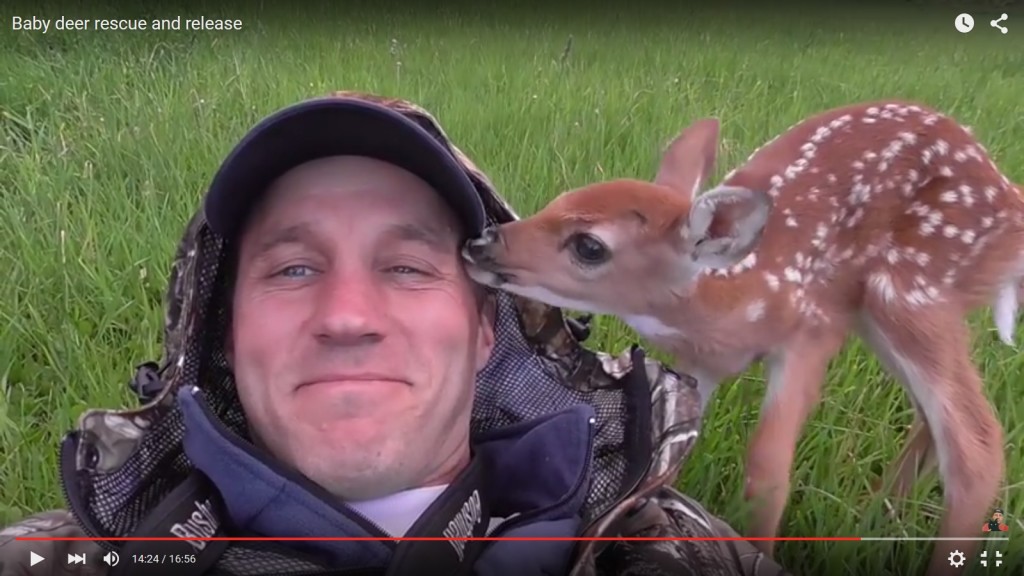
[743,329,845,557]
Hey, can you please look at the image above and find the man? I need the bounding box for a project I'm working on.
[982,509,1009,532]
[0,91,790,576]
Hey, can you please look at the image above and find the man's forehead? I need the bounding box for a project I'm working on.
[242,155,462,248]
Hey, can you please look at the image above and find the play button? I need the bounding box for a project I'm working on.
[30,551,44,566]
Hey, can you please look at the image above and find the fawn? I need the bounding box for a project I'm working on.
[462,100,1022,575]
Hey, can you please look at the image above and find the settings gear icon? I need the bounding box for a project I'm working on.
[948,550,966,567]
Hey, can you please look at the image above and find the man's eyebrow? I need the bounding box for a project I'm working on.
[252,223,318,257]
[248,221,456,260]
[380,221,457,253]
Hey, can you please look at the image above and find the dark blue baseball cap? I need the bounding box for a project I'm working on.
[203,96,488,242]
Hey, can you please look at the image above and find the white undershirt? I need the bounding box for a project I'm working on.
[347,484,507,536]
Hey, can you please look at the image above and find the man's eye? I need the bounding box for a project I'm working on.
[388,265,426,275]
[275,265,315,278]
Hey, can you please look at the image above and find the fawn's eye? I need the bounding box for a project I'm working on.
[568,233,610,265]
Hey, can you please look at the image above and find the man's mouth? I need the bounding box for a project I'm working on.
[297,373,410,391]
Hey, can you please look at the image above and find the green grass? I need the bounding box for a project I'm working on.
[1,1,1021,574]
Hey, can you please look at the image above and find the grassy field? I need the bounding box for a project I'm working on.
[1,1,1021,574]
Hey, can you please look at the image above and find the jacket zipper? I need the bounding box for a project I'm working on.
[574,354,663,540]
[58,432,120,553]
[578,448,652,539]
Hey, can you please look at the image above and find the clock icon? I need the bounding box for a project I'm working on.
[955,13,974,33]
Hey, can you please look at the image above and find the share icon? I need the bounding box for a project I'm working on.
[990,13,1008,34]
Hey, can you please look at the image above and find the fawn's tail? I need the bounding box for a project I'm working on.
[992,278,1021,346]
[993,183,1024,346]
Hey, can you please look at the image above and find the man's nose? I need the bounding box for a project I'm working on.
[462,226,502,263]
[314,271,385,345]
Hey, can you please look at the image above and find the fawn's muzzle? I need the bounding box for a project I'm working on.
[461,226,503,264]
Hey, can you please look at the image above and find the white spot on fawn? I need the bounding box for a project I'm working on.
[729,252,758,275]
[746,300,766,322]
[959,184,975,207]
[868,271,897,304]
[764,272,780,292]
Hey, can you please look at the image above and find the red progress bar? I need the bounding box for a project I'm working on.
[19,532,860,537]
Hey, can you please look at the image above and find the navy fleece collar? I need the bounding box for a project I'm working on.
[177,386,595,569]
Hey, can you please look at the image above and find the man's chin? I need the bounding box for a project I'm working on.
[289,436,411,491]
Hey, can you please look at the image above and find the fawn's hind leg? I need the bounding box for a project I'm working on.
[876,408,939,500]
[859,306,1004,576]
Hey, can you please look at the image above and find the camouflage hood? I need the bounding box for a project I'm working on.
[61,91,704,570]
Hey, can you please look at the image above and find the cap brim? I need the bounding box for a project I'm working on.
[203,97,487,241]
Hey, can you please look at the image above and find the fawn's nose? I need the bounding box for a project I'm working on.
[479,225,501,245]
[462,226,502,263]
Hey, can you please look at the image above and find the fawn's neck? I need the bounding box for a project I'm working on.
[689,268,774,319]
[622,267,775,345]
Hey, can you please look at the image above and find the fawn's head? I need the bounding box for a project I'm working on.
[462,118,773,318]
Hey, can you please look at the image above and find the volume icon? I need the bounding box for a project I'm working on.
[102,551,120,566]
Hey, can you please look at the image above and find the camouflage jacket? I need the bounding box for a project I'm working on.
[0,92,790,576]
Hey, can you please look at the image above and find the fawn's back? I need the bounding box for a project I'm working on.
[695,101,1024,348]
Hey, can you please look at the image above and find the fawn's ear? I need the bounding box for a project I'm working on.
[653,118,720,202]
[683,186,772,268]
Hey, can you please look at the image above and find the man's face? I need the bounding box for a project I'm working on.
[993,512,1003,522]
[228,156,495,502]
